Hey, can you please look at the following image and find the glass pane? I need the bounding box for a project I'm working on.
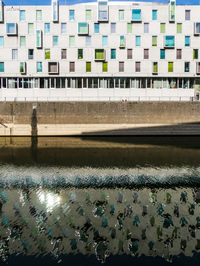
[95,49,104,60]
[120,36,125,47]
[86,62,91,72]
[94,23,99,33]
[20,36,26,47]
[78,49,83,59]
[119,10,124,20]
[160,49,165,59]
[185,36,190,46]
[111,49,116,59]
[136,36,141,46]
[36,10,42,20]
[168,62,173,72]
[61,23,67,34]
[152,10,157,20]
[69,36,75,47]
[165,36,175,47]
[20,10,25,21]
[127,23,132,33]
[152,36,157,46]
[160,23,165,33]
[78,22,88,34]
[0,36,3,47]
[103,62,108,72]
[45,49,50,59]
[177,23,182,33]
[69,10,75,20]
[86,10,91,20]
[37,62,42,72]
[28,23,34,34]
[102,36,108,46]
[132,9,141,20]
[0,62,4,72]
[45,23,50,34]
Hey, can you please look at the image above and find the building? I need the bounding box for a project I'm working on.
[0,0,199,101]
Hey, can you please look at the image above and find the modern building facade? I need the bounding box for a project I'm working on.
[0,0,199,101]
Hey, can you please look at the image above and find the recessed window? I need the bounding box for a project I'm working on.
[152,9,157,20]
[153,62,158,73]
[70,62,75,72]
[177,23,182,33]
[28,23,34,34]
[12,49,18,60]
[37,62,42,73]
[94,23,99,33]
[135,62,140,72]
[48,62,58,74]
[160,49,165,59]
[119,10,124,20]
[102,62,108,72]
[44,23,50,34]
[168,62,173,72]
[165,36,175,48]
[185,36,190,47]
[78,22,88,35]
[6,23,17,35]
[197,62,200,74]
[45,49,50,59]
[111,23,116,33]
[78,49,83,59]
[194,23,200,35]
[111,49,116,59]
[152,36,157,46]
[86,36,91,47]
[0,62,4,72]
[185,62,190,72]
[20,62,26,74]
[120,36,125,48]
[176,49,182,59]
[95,49,105,61]
[61,23,67,34]
[36,30,42,48]
[102,36,108,47]
[20,10,25,21]
[127,23,132,33]
[53,36,58,47]
[86,10,91,20]
[144,49,149,59]
[61,49,67,59]
[136,36,141,46]
[144,23,149,33]
[69,10,75,21]
[0,36,3,47]
[169,0,175,22]
[160,23,165,33]
[86,62,91,72]
[28,49,34,60]
[20,36,26,47]
[127,49,132,59]
[69,36,75,47]
[193,49,198,59]
[119,62,124,72]
[185,10,190,20]
[36,10,42,21]
[132,9,141,21]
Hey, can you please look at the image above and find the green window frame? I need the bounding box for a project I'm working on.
[86,62,91,72]
[177,23,182,33]
[152,36,157,46]
[168,62,173,72]
[95,49,104,60]
[45,49,50,59]
[127,23,132,33]
[193,49,198,59]
[102,62,108,72]
[78,49,83,59]
[160,23,165,33]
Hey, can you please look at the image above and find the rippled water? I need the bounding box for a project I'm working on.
[0,137,200,265]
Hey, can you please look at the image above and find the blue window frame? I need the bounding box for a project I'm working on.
[160,49,165,59]
[165,36,175,47]
[94,23,99,33]
[132,9,141,21]
[185,36,190,47]
[37,62,42,72]
[102,36,108,47]
[152,10,157,20]
[0,62,4,72]
[20,10,25,21]
[0,36,4,47]
[44,23,50,34]
[136,36,141,46]
[111,49,116,59]
[69,10,75,21]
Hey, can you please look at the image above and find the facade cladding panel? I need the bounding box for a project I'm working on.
[0,0,199,98]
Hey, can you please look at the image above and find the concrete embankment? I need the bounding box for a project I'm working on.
[0,102,200,136]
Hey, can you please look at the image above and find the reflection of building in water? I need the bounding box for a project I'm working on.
[0,187,200,262]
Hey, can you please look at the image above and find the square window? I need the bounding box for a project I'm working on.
[6,23,17,35]
[61,23,67,34]
[165,36,175,48]
[48,62,58,73]
[132,9,141,21]
[94,23,99,33]
[61,49,67,59]
[95,49,105,60]
[36,10,42,20]
[78,22,88,35]
[78,49,83,59]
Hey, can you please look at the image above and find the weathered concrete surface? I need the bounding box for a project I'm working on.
[0,102,200,135]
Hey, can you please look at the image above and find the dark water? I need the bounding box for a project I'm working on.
[0,136,200,265]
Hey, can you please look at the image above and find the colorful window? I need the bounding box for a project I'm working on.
[20,10,25,21]
[86,62,91,72]
[20,62,25,73]
[102,36,108,47]
[111,23,116,33]
[185,10,190,20]
[102,62,108,72]
[94,23,99,33]
[44,23,50,34]
[12,49,18,59]
[86,36,91,47]
[20,36,25,47]
[111,49,116,59]
[160,49,165,59]
[98,1,108,21]
[53,36,58,47]
[69,36,75,47]
[127,23,132,33]
[132,9,141,21]
[169,1,175,21]
[61,23,67,34]
[28,23,34,34]
[185,62,190,72]
[152,10,157,20]
[120,36,125,47]
[165,36,175,47]
[28,49,34,60]
[95,49,105,60]
[136,36,141,46]
[0,36,3,47]
[160,23,165,33]
[0,62,4,72]
[78,22,88,35]
[185,36,190,47]
[86,10,91,20]
[69,10,75,21]
[152,36,157,46]
[153,62,158,73]
[177,23,182,33]
[78,49,83,59]
[6,23,17,35]
[168,62,173,72]
[119,10,124,20]
[36,10,42,20]
[193,49,198,59]
[36,30,42,48]
[45,49,50,59]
